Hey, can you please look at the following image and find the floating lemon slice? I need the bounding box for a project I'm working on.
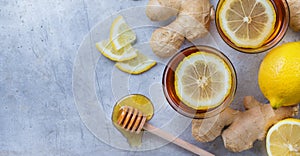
[266,118,300,156]
[174,52,232,110]
[219,0,276,48]
[115,52,156,74]
[110,16,136,50]
[96,39,137,62]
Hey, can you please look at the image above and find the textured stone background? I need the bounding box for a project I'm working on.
[1,0,300,156]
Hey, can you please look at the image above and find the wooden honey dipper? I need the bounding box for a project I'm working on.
[117,106,214,156]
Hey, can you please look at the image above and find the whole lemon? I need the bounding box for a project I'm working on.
[258,42,300,109]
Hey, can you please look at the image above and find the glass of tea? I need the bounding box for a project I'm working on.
[162,46,237,119]
[215,0,289,53]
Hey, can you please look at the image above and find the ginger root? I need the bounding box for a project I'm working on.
[192,96,299,152]
[146,0,214,58]
[287,0,300,32]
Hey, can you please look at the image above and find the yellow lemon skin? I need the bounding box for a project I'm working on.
[258,42,300,109]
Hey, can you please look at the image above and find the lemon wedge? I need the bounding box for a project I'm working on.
[174,52,232,110]
[110,16,136,50]
[96,39,137,61]
[115,52,156,74]
[266,118,300,156]
[219,0,276,48]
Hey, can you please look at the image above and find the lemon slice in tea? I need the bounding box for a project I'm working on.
[96,39,137,62]
[110,16,136,50]
[219,0,276,48]
[174,52,232,110]
[266,118,300,156]
[115,52,156,75]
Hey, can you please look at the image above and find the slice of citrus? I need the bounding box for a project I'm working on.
[174,52,232,110]
[96,39,137,62]
[110,16,136,50]
[115,52,156,74]
[266,118,300,156]
[219,0,276,48]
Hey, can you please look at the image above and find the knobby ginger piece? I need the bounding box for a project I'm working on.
[146,0,214,58]
[287,0,300,31]
[192,108,239,142]
[192,96,299,152]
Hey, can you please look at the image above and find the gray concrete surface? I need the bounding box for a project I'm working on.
[1,0,300,156]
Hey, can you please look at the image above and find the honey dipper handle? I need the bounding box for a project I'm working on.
[143,123,214,156]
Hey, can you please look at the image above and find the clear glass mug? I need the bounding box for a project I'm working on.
[215,0,290,53]
[162,46,237,119]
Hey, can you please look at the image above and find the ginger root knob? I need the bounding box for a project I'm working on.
[192,96,299,152]
[287,0,300,31]
[146,0,214,58]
